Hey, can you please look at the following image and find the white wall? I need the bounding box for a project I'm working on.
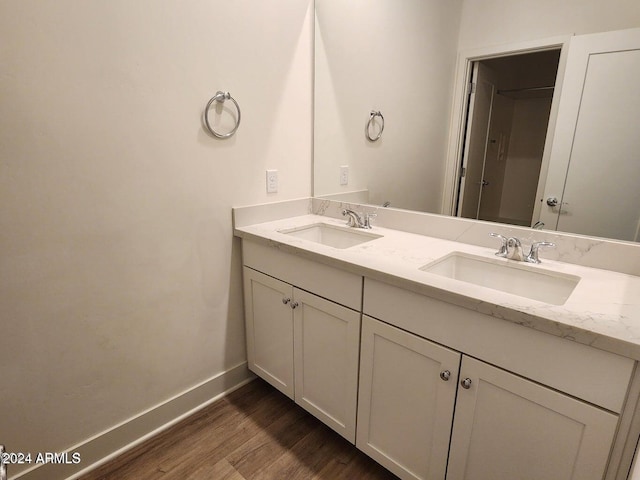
[458,0,640,49]
[314,0,463,212]
[0,0,312,476]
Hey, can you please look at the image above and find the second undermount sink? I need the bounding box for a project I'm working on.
[420,252,580,305]
[279,223,383,249]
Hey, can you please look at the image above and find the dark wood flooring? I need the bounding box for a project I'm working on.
[79,378,398,479]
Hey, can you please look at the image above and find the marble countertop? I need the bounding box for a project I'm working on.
[235,214,640,360]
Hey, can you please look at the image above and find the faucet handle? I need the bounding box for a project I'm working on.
[489,233,508,257]
[526,241,555,264]
[364,213,377,229]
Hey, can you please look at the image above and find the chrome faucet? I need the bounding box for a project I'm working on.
[342,209,376,229]
[532,221,545,229]
[489,233,555,263]
[506,237,525,261]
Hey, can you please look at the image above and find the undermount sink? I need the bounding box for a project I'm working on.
[420,252,580,305]
[279,223,382,249]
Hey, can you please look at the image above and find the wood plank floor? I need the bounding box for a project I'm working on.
[79,378,398,480]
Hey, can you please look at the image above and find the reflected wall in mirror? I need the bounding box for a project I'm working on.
[314,0,640,242]
[314,0,463,212]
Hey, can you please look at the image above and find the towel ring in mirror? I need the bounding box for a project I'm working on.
[366,110,384,141]
[204,91,241,139]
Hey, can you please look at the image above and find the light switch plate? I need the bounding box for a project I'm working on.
[340,165,349,185]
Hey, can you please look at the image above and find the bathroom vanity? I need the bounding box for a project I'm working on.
[233,199,640,480]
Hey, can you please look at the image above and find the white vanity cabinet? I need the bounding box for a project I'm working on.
[357,315,460,480]
[360,278,635,480]
[242,241,362,442]
[237,232,639,479]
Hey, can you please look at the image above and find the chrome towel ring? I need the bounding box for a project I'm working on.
[204,91,241,138]
[366,110,384,141]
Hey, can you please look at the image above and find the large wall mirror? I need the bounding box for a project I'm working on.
[314,0,640,243]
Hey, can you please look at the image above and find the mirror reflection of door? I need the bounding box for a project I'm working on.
[541,28,640,242]
[456,50,560,227]
[458,63,496,219]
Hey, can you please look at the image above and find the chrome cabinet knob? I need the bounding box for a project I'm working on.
[461,378,472,389]
[290,301,299,309]
[440,370,451,381]
[282,297,291,305]
[546,196,559,207]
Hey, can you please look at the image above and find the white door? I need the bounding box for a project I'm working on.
[540,28,640,241]
[357,316,460,480]
[458,62,496,219]
[446,356,619,480]
[243,267,294,399]
[293,288,361,443]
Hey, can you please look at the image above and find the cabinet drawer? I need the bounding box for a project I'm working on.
[364,278,634,413]
[242,240,362,310]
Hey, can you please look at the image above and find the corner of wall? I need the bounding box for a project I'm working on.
[13,364,254,480]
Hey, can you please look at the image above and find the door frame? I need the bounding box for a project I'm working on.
[441,35,570,220]
[457,62,496,220]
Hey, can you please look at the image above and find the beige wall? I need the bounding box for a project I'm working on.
[0,0,312,475]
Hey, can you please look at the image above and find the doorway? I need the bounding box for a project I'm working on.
[455,49,560,227]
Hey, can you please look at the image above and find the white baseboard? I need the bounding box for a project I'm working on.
[13,363,254,480]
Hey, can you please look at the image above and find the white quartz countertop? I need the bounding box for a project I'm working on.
[235,214,640,360]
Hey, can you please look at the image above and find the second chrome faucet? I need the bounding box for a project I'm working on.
[490,233,555,264]
[342,209,377,229]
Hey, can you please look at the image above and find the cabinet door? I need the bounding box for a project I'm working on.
[243,267,294,399]
[446,356,619,480]
[357,315,461,480]
[293,288,361,443]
